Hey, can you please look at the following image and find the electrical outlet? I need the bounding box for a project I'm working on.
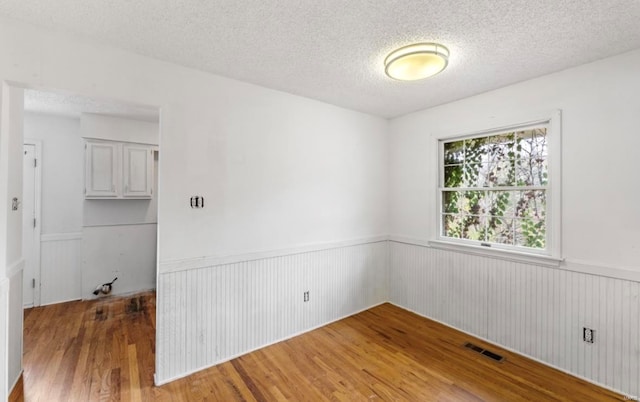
[303,291,309,302]
[583,327,595,343]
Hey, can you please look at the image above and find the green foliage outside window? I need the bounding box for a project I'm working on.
[441,128,547,249]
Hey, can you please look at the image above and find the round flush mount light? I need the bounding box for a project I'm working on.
[384,42,449,81]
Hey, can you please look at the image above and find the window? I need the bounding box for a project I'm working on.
[437,114,560,259]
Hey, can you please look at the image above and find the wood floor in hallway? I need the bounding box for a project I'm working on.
[12,292,622,401]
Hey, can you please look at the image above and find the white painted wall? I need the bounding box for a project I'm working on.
[0,17,388,389]
[23,112,83,234]
[0,84,25,398]
[82,224,156,299]
[14,19,392,264]
[80,113,158,145]
[1,85,24,273]
[388,49,640,396]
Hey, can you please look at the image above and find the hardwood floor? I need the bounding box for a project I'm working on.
[15,292,622,401]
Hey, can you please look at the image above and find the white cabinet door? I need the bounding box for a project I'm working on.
[123,144,153,198]
[85,141,119,198]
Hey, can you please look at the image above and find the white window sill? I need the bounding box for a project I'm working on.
[428,239,563,267]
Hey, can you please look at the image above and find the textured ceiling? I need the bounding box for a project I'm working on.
[3,0,640,118]
[24,89,159,122]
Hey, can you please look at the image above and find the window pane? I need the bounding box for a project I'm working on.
[464,157,515,188]
[464,163,485,187]
[516,128,547,161]
[463,137,487,165]
[461,215,487,241]
[443,214,463,238]
[444,141,464,164]
[444,165,463,188]
[443,191,461,213]
[461,191,483,215]
[516,157,548,186]
[485,159,515,187]
[482,133,515,162]
[486,216,515,245]
[515,190,545,219]
[515,217,545,248]
[484,191,516,217]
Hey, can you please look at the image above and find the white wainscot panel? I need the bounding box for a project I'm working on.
[155,240,388,384]
[8,268,23,394]
[389,241,489,337]
[0,277,8,401]
[388,241,640,398]
[40,233,82,305]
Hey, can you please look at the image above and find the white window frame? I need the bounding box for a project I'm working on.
[430,110,562,267]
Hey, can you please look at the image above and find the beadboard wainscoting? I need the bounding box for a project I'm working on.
[40,233,82,305]
[155,239,389,384]
[2,261,24,398]
[7,266,23,397]
[0,276,8,400]
[388,240,640,397]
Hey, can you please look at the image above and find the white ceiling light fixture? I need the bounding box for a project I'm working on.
[384,42,449,81]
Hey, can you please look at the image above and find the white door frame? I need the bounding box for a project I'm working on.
[22,139,42,307]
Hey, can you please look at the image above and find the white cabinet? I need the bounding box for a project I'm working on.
[123,144,153,198]
[85,140,154,199]
[85,141,119,197]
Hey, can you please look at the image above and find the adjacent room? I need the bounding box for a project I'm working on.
[1,1,639,401]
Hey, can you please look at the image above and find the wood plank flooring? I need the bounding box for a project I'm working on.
[14,292,622,401]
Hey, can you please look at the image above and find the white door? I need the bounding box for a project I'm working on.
[22,144,39,307]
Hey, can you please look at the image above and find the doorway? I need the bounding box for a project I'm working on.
[2,82,163,400]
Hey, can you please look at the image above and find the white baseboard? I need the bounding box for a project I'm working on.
[8,370,23,397]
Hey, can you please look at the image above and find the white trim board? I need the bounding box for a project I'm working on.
[23,139,43,307]
[388,235,640,283]
[161,234,640,283]
[40,232,82,242]
[6,259,25,278]
[82,222,157,228]
[8,370,22,398]
[159,235,389,273]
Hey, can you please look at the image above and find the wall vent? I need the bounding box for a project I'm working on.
[464,342,505,362]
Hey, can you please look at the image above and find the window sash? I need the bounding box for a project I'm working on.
[438,125,550,253]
